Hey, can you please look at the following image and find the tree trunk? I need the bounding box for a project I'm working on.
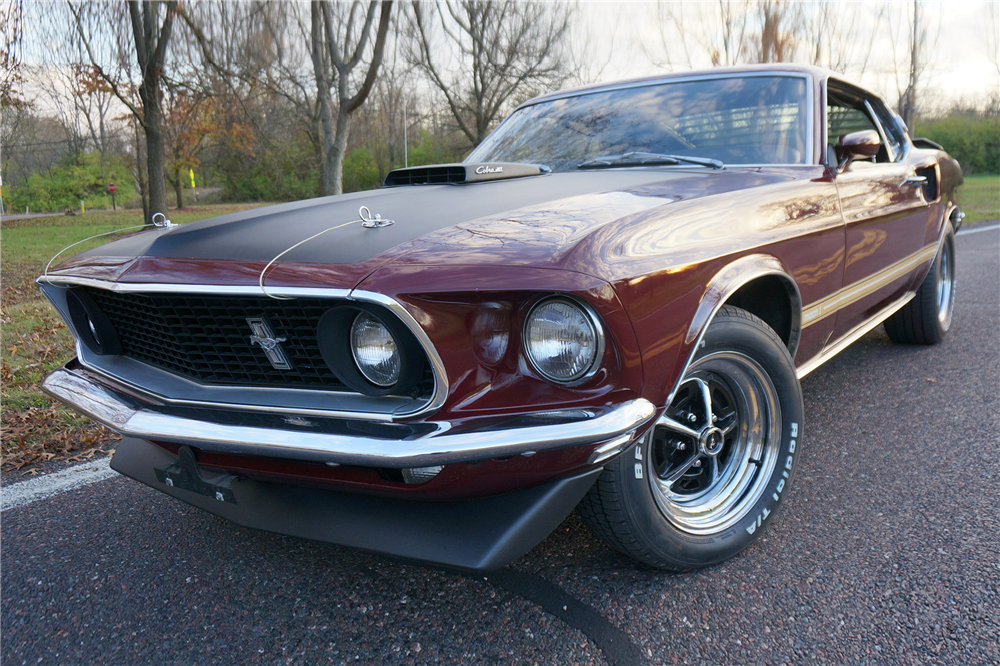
[904,0,920,131]
[310,3,336,197]
[98,114,106,181]
[134,117,149,224]
[316,118,327,198]
[140,81,169,224]
[329,112,350,196]
[311,0,392,196]
[318,97,336,196]
[127,0,176,225]
[173,168,184,209]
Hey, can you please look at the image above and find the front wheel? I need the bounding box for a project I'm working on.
[577,306,804,570]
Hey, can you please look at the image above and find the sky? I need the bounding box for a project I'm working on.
[570,1,1000,113]
[15,0,1000,117]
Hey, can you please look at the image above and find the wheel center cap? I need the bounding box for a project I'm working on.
[699,427,725,456]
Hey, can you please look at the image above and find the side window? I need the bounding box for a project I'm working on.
[826,85,892,165]
[827,106,877,143]
[869,101,906,159]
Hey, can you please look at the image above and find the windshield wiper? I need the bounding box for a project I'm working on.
[577,151,725,170]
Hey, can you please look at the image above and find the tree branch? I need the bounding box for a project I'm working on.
[344,0,392,113]
[71,4,143,124]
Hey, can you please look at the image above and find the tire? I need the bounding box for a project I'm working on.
[577,306,804,570]
[884,229,956,345]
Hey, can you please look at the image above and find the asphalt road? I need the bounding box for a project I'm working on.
[3,227,998,666]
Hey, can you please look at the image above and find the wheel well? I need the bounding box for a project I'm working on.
[722,275,798,354]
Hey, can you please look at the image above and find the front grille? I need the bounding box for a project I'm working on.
[82,289,396,393]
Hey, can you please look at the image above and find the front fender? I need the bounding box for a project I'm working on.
[619,253,802,409]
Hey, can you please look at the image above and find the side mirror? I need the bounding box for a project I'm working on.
[835,130,880,173]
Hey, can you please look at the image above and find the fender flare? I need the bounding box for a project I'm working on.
[668,254,802,405]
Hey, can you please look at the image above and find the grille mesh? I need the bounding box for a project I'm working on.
[84,288,357,391]
[383,165,466,186]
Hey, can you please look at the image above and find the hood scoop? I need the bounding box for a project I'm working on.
[383,162,548,187]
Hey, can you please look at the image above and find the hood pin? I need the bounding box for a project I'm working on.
[151,212,176,229]
[360,205,394,228]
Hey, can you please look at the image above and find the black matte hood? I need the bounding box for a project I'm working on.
[73,168,787,274]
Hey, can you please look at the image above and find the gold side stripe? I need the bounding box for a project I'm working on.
[801,243,937,328]
[797,293,915,379]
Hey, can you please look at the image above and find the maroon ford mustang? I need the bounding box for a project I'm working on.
[40,65,962,570]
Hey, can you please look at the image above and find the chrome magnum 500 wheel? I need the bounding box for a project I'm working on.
[885,225,956,345]
[578,306,804,570]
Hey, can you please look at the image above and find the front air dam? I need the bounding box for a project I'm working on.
[110,437,603,570]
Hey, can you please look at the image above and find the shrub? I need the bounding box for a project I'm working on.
[916,115,1000,175]
[342,147,381,193]
[4,153,136,212]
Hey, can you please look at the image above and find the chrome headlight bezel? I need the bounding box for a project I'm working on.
[317,304,427,397]
[522,296,605,385]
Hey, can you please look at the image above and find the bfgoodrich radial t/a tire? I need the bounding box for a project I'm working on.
[578,306,804,570]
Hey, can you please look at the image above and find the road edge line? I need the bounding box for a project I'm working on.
[1,459,117,512]
[957,223,1000,236]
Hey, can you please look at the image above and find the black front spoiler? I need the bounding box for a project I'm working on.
[111,437,601,570]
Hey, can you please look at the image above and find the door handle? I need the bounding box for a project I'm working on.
[900,175,927,188]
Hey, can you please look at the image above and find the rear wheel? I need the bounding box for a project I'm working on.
[578,306,803,569]
[885,229,956,345]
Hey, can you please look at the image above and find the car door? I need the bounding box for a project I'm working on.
[826,81,933,341]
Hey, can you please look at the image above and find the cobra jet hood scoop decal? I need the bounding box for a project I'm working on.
[383,162,548,187]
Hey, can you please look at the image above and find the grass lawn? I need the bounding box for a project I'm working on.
[1,202,271,472]
[956,174,1000,225]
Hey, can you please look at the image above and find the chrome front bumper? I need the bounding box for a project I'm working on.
[42,367,656,468]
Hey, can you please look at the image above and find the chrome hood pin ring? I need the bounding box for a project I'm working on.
[360,206,394,228]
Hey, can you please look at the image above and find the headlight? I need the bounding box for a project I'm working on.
[350,312,400,386]
[471,302,511,365]
[318,305,427,396]
[524,298,602,383]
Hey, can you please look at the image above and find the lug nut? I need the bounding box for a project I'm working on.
[694,459,702,467]
[688,413,697,423]
[675,442,686,451]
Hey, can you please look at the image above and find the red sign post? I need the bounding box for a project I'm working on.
[107,183,117,211]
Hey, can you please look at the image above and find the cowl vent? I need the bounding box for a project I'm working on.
[383,162,547,187]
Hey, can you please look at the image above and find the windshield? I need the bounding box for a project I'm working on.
[467,75,809,171]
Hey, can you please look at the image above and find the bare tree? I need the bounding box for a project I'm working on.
[408,0,572,147]
[350,40,419,178]
[645,1,756,69]
[1,0,24,107]
[565,4,623,85]
[804,2,884,78]
[646,1,893,86]
[751,0,801,63]
[885,0,938,130]
[34,64,121,178]
[711,0,753,66]
[310,0,393,195]
[899,0,921,128]
[69,1,179,223]
[643,3,695,71]
[985,2,1000,78]
[177,3,331,192]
